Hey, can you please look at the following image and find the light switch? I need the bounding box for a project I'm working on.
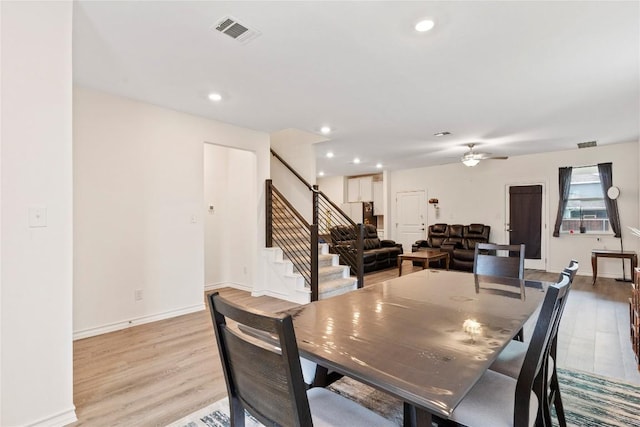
[29,207,47,228]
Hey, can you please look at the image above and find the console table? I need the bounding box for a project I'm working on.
[591,249,638,285]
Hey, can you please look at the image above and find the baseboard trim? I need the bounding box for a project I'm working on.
[73,303,205,340]
[27,406,77,427]
[205,282,252,292]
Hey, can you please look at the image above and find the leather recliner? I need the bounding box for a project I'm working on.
[329,224,403,273]
[412,223,491,271]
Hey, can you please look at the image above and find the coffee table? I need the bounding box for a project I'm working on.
[398,249,449,275]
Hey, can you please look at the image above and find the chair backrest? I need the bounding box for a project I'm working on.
[564,259,579,282]
[514,274,571,426]
[473,243,525,279]
[548,261,579,359]
[208,292,313,426]
[427,223,449,248]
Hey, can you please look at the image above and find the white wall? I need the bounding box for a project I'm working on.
[388,142,639,277]
[317,175,345,204]
[1,2,76,426]
[204,144,256,289]
[73,87,269,338]
[270,128,326,221]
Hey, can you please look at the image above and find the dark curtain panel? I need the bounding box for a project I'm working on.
[509,185,542,259]
[553,167,573,237]
[598,162,621,238]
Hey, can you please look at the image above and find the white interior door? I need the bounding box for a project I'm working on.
[396,191,426,253]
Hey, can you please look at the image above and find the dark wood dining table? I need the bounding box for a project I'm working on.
[289,269,550,427]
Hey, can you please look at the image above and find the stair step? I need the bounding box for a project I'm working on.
[318,253,337,268]
[318,277,358,300]
[319,265,348,281]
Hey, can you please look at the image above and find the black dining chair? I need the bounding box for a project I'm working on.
[488,261,578,427]
[208,292,395,427]
[443,273,571,427]
[474,243,526,340]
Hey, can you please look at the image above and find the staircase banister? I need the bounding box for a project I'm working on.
[271,149,356,227]
[316,191,356,227]
[271,185,311,229]
[270,149,314,191]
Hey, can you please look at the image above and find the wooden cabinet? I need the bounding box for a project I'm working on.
[631,268,640,370]
[347,176,373,202]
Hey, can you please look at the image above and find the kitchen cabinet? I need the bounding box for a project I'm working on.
[347,176,373,202]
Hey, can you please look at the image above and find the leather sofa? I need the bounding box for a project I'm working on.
[329,224,403,273]
[412,223,491,271]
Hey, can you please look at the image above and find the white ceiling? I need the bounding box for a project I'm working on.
[73,1,639,177]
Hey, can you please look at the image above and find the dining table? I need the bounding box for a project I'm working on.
[289,269,550,427]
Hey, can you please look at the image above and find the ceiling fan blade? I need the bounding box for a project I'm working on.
[487,156,509,160]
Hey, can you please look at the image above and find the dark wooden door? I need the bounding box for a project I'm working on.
[508,185,542,260]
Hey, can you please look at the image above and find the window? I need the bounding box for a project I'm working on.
[560,166,611,233]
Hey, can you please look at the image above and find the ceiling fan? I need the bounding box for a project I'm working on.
[461,143,508,167]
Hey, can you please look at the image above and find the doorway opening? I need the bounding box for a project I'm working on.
[204,143,257,290]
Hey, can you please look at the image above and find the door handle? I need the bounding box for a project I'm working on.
[507,229,514,232]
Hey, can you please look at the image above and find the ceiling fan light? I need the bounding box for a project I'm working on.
[462,158,480,167]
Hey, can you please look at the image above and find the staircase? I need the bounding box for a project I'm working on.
[263,243,357,303]
[265,149,364,303]
[264,194,357,303]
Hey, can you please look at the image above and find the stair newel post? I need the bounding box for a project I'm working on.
[311,185,320,301]
[266,179,273,248]
[356,223,365,289]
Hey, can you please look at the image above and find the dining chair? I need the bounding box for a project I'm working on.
[208,292,395,427]
[474,243,526,340]
[488,261,578,427]
[444,273,571,427]
[474,243,526,279]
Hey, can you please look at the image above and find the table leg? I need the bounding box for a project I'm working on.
[445,254,450,271]
[398,257,403,276]
[403,403,433,427]
[591,253,597,286]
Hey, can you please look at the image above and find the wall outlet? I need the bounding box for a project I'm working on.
[134,289,143,301]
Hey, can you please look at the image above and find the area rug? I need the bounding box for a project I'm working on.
[166,368,640,427]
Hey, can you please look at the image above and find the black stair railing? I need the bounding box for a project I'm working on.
[266,149,364,301]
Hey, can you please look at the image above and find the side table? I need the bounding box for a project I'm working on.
[591,249,638,285]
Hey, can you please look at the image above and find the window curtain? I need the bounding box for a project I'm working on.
[552,167,573,237]
[597,162,621,238]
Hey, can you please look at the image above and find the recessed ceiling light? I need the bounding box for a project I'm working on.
[434,131,451,137]
[318,171,325,177]
[208,93,222,102]
[415,19,435,32]
[376,163,383,169]
[320,126,331,134]
[353,157,361,164]
[326,151,334,158]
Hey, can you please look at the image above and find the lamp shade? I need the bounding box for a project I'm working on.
[462,158,480,167]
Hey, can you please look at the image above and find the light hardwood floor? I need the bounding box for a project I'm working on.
[71,265,640,426]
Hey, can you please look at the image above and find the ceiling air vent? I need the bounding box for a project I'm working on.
[577,140,597,149]
[213,16,260,44]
